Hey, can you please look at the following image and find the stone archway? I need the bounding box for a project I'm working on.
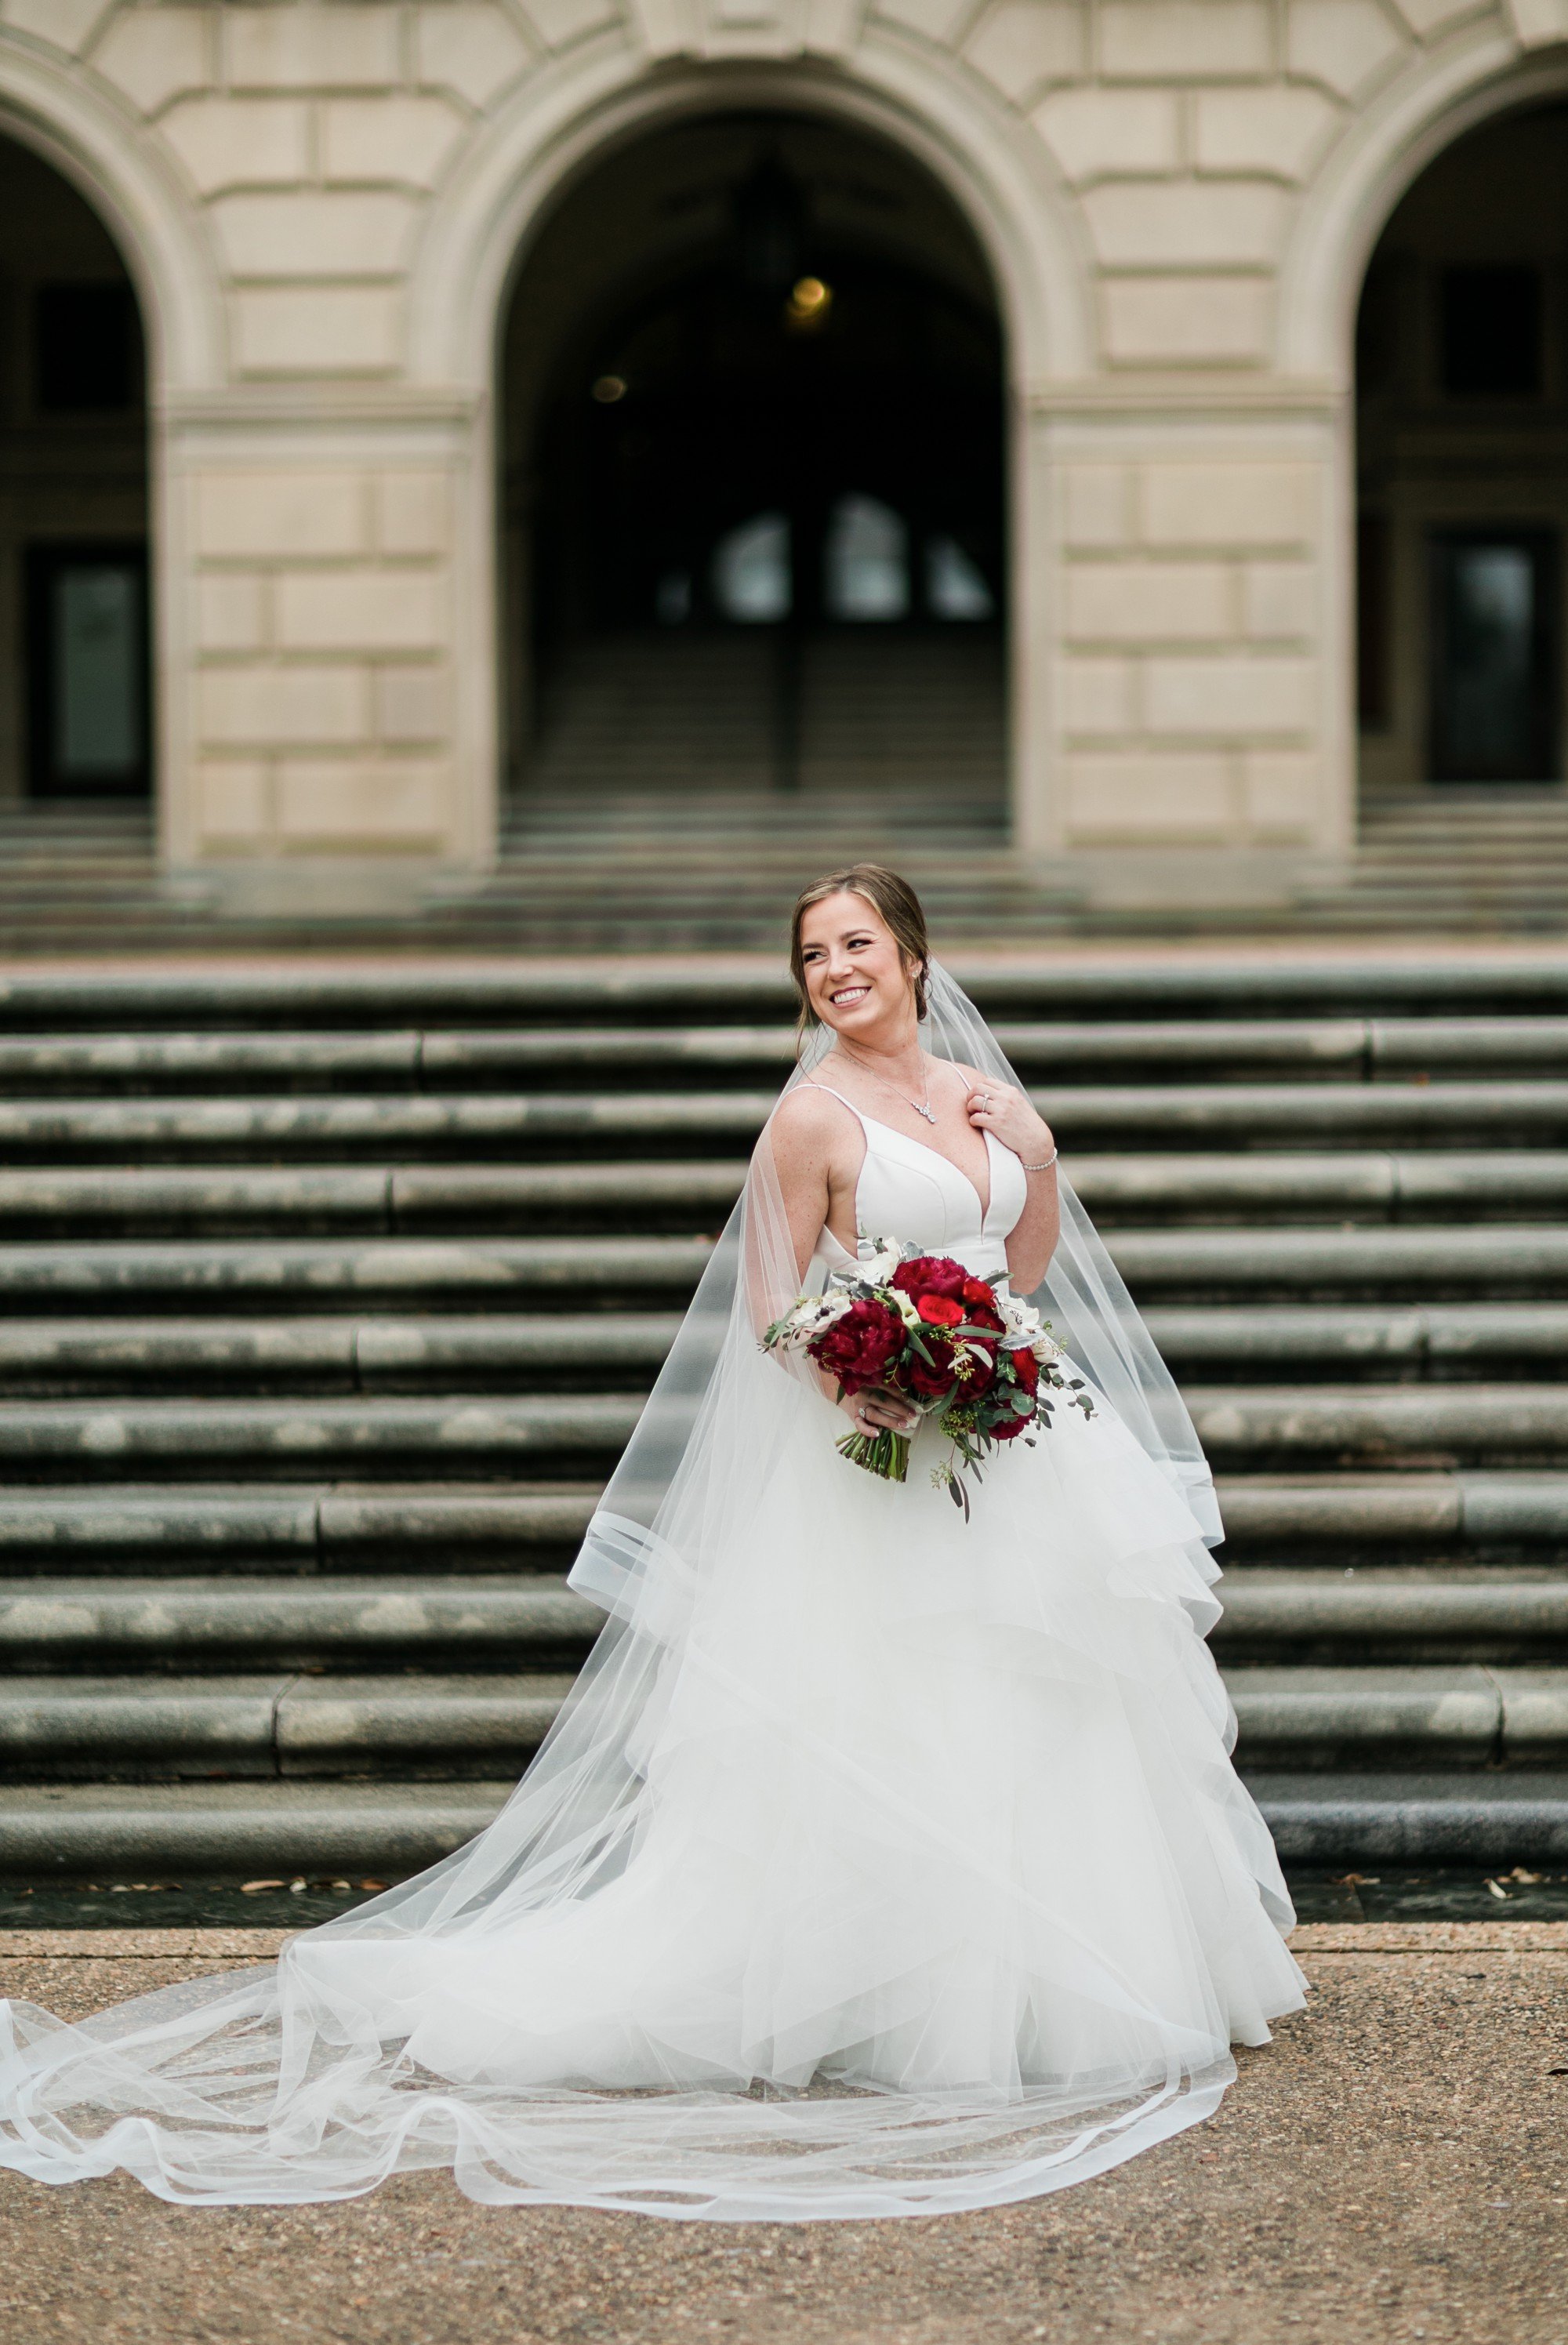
[0,42,223,862]
[0,132,151,808]
[410,51,1087,858]
[1354,95,1568,800]
[498,106,1007,815]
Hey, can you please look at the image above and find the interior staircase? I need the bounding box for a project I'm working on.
[2,950,1568,1884]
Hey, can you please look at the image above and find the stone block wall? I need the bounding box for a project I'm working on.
[0,0,1560,898]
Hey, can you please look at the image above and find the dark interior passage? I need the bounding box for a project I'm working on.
[501,112,1007,802]
[0,137,149,800]
[1356,101,1568,795]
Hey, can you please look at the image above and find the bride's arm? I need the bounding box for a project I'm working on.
[766,1085,848,1283]
[758,1089,920,1438]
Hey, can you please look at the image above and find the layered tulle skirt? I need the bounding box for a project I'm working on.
[0,1378,1305,2219]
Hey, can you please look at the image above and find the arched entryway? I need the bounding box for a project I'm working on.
[499,110,1006,808]
[0,132,149,804]
[1355,98,1568,800]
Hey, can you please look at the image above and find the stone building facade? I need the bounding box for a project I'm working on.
[5,0,1568,910]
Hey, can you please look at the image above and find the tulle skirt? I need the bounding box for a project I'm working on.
[0,1384,1305,2220]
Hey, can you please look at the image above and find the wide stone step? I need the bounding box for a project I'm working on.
[0,1396,642,1481]
[0,1779,514,1878]
[1189,1387,1568,1469]
[0,1312,683,1392]
[0,1576,601,1665]
[0,1664,1562,1780]
[0,1162,750,1238]
[0,1673,576,1779]
[0,1236,712,1309]
[2,1385,1566,1480]
[4,1569,1563,1670]
[1111,1227,1568,1298]
[0,1486,600,1570]
[2,1768,1566,1875]
[0,1476,1563,1577]
[11,953,1568,1029]
[9,1305,1568,1392]
[1246,1770,1568,1864]
[9,1017,1568,1092]
[4,1153,1566,1239]
[6,1084,1568,1159]
[1218,1472,1568,1553]
[4,1227,1567,1315]
[1229,1664,1568,1765]
[1214,1572,1568,1662]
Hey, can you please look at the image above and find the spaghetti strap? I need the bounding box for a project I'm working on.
[803,1079,869,1131]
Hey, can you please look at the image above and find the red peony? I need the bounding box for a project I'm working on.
[989,1408,1031,1442]
[1009,1345,1040,1396]
[906,1338,958,1399]
[917,1294,964,1328]
[811,1298,906,1395]
[891,1254,967,1305]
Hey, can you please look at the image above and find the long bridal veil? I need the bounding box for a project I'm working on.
[0,964,1297,2220]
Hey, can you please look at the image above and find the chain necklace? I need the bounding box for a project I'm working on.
[833,1046,938,1124]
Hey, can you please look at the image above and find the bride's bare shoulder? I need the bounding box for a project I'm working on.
[768,1081,858,1172]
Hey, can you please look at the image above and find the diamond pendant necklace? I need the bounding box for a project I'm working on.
[840,1048,938,1124]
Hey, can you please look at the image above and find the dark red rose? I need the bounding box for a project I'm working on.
[917,1294,964,1328]
[989,1407,1031,1442]
[891,1254,967,1304]
[964,1296,1004,1334]
[961,1276,996,1308]
[1009,1345,1040,1396]
[810,1298,905,1395]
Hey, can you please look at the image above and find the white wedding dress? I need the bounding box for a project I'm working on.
[0,996,1305,2221]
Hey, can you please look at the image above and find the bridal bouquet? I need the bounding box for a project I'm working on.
[763,1237,1093,1513]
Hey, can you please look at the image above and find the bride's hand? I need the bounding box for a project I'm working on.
[965,1079,1054,1166]
[840,1385,920,1439]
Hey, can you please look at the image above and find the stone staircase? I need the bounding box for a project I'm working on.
[3,951,1568,1882]
[5,782,1568,955]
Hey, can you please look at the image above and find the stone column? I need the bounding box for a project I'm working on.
[1011,388,1354,907]
[160,390,493,906]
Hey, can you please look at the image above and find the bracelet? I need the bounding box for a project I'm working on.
[1020,1147,1058,1172]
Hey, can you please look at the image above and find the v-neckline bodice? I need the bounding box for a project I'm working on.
[806,1078,1003,1229]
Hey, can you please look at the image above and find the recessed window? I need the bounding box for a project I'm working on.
[1439,267,1542,398]
[712,513,791,623]
[824,495,908,623]
[35,283,140,412]
[1429,531,1557,782]
[27,546,150,795]
[926,536,994,622]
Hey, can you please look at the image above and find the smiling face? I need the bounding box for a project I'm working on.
[797,891,920,1044]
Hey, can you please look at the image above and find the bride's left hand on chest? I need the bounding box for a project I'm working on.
[964,1079,1054,1164]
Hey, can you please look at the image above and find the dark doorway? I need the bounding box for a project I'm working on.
[1354,101,1568,797]
[503,114,1006,802]
[26,544,150,796]
[1428,531,1558,782]
[0,137,150,803]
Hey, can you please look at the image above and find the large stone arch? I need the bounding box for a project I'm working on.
[408,40,1091,851]
[0,34,226,864]
[1272,24,1568,833]
[1277,24,1568,384]
[0,34,222,394]
[408,42,1091,394]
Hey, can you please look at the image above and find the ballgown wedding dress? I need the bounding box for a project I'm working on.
[0,967,1305,2220]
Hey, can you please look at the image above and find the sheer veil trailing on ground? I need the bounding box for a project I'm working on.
[0,964,1301,2220]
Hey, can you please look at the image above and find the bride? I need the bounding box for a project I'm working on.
[0,866,1304,2221]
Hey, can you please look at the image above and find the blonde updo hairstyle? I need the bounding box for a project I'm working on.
[789,865,931,1037]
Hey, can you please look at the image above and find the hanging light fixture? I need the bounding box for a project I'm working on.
[732,152,806,290]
